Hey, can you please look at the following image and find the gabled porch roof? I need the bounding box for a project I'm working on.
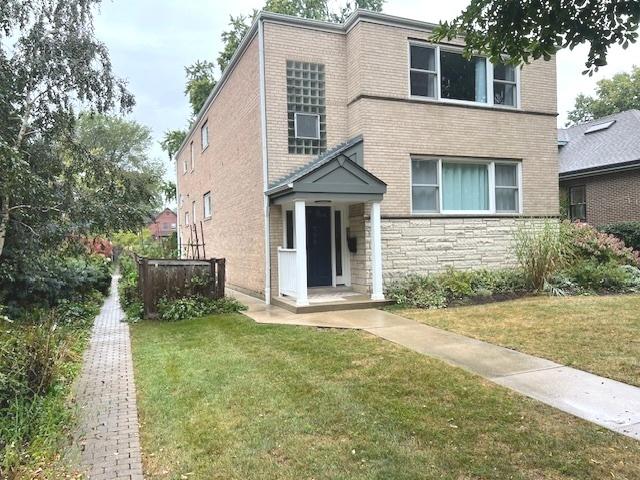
[266,136,387,203]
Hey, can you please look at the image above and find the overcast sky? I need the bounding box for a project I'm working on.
[94,0,640,183]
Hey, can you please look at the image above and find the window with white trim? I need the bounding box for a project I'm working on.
[191,200,196,224]
[183,154,188,174]
[411,157,521,214]
[203,192,212,219]
[185,211,189,226]
[409,42,519,108]
[409,45,437,98]
[190,141,194,171]
[493,63,517,106]
[201,121,209,150]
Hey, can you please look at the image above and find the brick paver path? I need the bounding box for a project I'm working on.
[74,274,144,479]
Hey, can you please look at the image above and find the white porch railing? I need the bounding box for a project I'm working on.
[278,247,297,298]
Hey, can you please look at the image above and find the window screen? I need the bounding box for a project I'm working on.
[410,45,437,98]
[287,61,326,154]
[493,63,517,106]
[495,164,519,212]
[295,113,320,139]
[411,159,439,212]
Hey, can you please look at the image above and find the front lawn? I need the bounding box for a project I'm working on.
[131,313,640,480]
[398,294,640,387]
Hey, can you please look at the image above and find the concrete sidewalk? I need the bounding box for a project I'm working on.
[231,290,640,440]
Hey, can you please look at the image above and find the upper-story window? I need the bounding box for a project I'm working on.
[287,61,326,155]
[411,157,521,215]
[203,192,212,219]
[201,121,209,150]
[409,42,519,108]
[183,153,188,174]
[190,141,194,171]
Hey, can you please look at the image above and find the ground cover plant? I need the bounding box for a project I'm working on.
[131,313,640,479]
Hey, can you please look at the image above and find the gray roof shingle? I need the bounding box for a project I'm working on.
[558,109,640,175]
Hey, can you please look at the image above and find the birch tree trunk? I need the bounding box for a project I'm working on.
[0,97,32,259]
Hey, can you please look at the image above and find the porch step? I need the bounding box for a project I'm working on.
[271,296,393,314]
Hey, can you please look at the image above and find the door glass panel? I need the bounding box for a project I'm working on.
[334,210,342,276]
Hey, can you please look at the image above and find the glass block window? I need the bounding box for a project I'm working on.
[286,61,326,155]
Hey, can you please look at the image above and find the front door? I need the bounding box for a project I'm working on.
[306,206,332,287]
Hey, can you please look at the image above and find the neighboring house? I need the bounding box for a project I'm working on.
[175,10,558,308]
[558,110,640,226]
[148,208,177,239]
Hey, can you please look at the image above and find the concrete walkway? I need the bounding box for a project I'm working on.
[74,274,144,479]
[231,290,640,440]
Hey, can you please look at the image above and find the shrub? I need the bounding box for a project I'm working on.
[568,222,640,266]
[117,255,142,321]
[514,220,573,291]
[386,268,528,309]
[0,253,111,314]
[1,293,102,475]
[599,222,640,252]
[156,296,247,322]
[567,260,640,292]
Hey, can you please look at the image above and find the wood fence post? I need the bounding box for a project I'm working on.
[217,258,226,298]
[141,257,151,318]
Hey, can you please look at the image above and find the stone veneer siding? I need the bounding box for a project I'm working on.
[380,217,552,282]
[560,170,640,226]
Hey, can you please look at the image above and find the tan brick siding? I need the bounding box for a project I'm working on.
[348,21,557,115]
[176,36,265,295]
[354,98,559,216]
[263,22,348,184]
[561,170,640,226]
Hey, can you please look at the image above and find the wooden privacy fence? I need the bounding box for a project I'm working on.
[135,255,226,318]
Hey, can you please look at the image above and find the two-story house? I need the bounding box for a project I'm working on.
[175,9,559,311]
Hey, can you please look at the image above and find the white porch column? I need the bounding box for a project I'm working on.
[370,201,384,301]
[294,200,309,306]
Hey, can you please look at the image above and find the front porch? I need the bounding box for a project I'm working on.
[267,136,388,310]
[272,286,391,313]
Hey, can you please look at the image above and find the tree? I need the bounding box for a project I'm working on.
[162,181,177,203]
[185,60,217,115]
[0,0,134,258]
[432,1,640,75]
[217,0,385,72]
[567,66,640,124]
[160,129,187,160]
[68,114,164,235]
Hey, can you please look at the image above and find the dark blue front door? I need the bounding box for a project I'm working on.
[306,206,332,287]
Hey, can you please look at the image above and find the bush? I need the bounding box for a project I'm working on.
[514,220,572,291]
[0,253,111,314]
[0,294,102,476]
[156,296,247,322]
[386,268,528,309]
[568,222,640,266]
[599,222,640,252]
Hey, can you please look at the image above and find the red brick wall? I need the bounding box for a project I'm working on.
[560,169,640,226]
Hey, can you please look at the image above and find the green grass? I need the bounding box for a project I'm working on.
[398,294,640,387]
[131,313,640,480]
